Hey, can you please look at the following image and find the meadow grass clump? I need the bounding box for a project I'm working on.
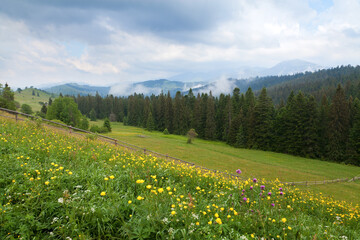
[0,117,359,239]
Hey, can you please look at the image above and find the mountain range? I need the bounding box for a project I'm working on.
[43,59,323,97]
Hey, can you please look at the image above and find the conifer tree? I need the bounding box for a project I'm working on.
[328,84,350,162]
[173,91,186,135]
[236,124,246,148]
[157,92,166,131]
[244,88,256,148]
[222,95,232,142]
[348,98,360,165]
[103,118,111,132]
[318,94,330,158]
[228,110,243,146]
[164,91,173,133]
[146,111,155,132]
[89,108,97,121]
[205,92,216,140]
[41,104,47,115]
[253,88,274,150]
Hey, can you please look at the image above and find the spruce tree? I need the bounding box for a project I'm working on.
[222,96,232,142]
[253,88,274,150]
[244,88,256,148]
[228,110,243,146]
[146,111,155,131]
[328,84,350,162]
[89,108,97,121]
[205,92,216,140]
[348,98,360,165]
[164,91,173,133]
[41,104,47,115]
[103,118,111,132]
[317,94,330,159]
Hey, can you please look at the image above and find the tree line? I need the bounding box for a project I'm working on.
[74,84,360,166]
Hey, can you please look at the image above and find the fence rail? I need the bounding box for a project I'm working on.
[0,107,243,180]
[1,107,359,186]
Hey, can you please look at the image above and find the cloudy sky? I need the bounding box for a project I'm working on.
[1,0,360,88]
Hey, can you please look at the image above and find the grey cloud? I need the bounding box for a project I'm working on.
[1,0,240,44]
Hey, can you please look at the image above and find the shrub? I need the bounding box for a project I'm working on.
[163,128,169,135]
[20,104,33,115]
[187,128,198,144]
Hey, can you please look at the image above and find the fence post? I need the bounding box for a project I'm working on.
[15,113,18,122]
[114,140,117,146]
[69,127,72,134]
[144,148,146,154]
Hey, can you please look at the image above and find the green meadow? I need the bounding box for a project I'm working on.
[14,87,53,112]
[1,116,359,239]
[92,121,360,204]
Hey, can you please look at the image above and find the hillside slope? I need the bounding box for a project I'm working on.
[1,116,359,239]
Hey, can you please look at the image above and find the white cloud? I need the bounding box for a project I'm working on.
[1,0,360,89]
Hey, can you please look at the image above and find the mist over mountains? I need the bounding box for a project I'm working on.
[44,59,323,96]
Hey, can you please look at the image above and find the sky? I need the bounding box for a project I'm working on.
[1,0,360,89]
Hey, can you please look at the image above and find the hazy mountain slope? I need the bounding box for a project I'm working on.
[45,83,111,97]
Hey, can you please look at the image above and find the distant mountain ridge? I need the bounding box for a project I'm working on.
[45,83,110,97]
[43,59,324,97]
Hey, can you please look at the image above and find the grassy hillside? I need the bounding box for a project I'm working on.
[45,83,110,97]
[91,121,360,204]
[14,87,54,112]
[1,116,359,239]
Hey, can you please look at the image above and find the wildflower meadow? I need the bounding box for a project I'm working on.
[0,117,359,239]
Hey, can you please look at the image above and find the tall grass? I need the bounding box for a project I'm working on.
[1,117,359,239]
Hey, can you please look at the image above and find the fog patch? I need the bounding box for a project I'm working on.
[197,76,236,96]
[109,83,162,96]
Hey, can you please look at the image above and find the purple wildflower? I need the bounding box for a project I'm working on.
[243,197,247,202]
[268,192,272,196]
[260,185,265,190]
[279,187,283,191]
[271,203,275,207]
[236,169,242,174]
[280,192,283,195]
[242,189,245,192]
[253,178,257,183]
[250,186,253,190]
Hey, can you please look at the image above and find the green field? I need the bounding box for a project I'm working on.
[14,87,54,112]
[92,121,360,204]
[1,116,359,239]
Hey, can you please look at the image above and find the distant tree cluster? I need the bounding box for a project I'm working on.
[74,81,360,166]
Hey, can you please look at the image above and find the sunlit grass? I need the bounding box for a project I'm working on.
[1,116,359,239]
[14,88,53,112]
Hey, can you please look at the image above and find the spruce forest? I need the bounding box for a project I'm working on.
[73,66,360,166]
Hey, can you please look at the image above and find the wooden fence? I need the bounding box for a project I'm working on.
[1,107,359,186]
[0,107,243,181]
